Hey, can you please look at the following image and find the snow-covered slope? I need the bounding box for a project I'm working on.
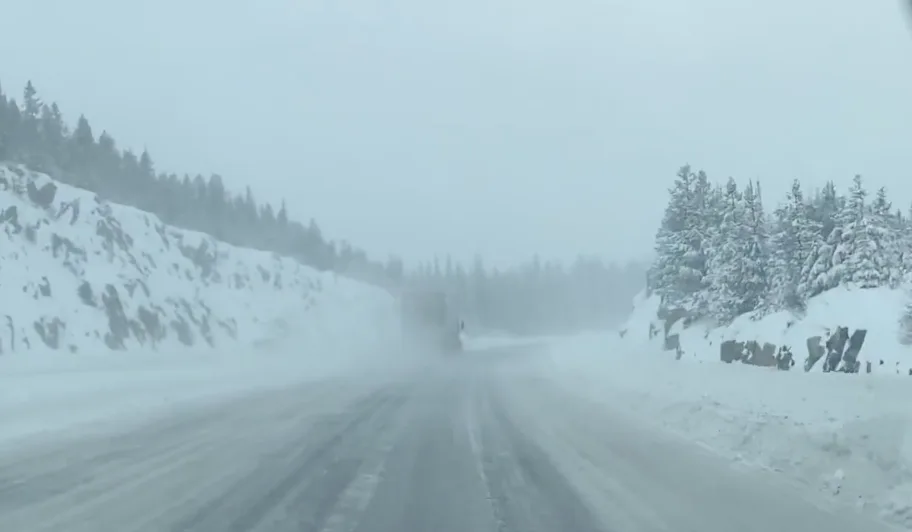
[620,286,912,375]
[0,163,397,355]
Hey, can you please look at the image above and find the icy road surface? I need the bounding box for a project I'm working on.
[0,346,895,532]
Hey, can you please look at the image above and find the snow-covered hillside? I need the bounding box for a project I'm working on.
[0,163,397,355]
[620,286,912,376]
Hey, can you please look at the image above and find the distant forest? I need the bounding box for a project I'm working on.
[0,79,646,333]
[406,256,645,334]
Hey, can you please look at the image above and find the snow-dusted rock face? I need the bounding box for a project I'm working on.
[0,164,396,355]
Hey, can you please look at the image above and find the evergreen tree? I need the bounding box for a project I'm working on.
[770,180,820,309]
[39,103,67,164]
[650,165,710,314]
[69,115,95,176]
[706,177,745,322]
[22,81,41,122]
[739,180,770,312]
[830,175,881,288]
[800,181,847,298]
[870,187,903,287]
[808,181,840,240]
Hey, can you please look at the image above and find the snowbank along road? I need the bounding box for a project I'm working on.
[0,345,897,532]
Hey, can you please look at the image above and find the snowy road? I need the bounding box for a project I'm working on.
[0,346,896,532]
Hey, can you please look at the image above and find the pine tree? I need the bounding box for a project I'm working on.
[739,180,769,312]
[688,170,714,315]
[800,180,849,297]
[870,187,902,287]
[138,149,155,180]
[650,165,711,314]
[809,181,840,240]
[39,103,67,163]
[823,175,890,289]
[770,179,821,309]
[22,81,41,122]
[705,177,745,322]
[69,115,94,167]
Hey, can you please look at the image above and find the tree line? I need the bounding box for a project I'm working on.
[405,255,646,334]
[649,165,908,324]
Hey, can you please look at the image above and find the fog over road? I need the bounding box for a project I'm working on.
[0,346,895,532]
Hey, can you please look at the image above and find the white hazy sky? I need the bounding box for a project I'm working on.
[2,0,912,268]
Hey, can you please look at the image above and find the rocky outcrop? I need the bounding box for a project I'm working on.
[719,340,792,370]
[714,324,870,375]
[26,180,56,209]
[804,326,867,373]
[842,329,867,373]
[33,317,65,349]
[720,340,744,363]
[805,336,825,371]
[710,324,870,375]
[823,327,850,372]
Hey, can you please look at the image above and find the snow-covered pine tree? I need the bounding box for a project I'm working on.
[706,178,770,322]
[808,181,841,241]
[800,181,843,297]
[828,175,864,287]
[770,179,821,310]
[869,187,902,287]
[701,181,726,286]
[688,170,715,315]
[740,180,770,313]
[706,177,744,322]
[824,175,892,289]
[22,81,42,123]
[651,166,696,310]
[650,165,713,317]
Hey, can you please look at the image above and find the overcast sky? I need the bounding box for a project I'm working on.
[1,0,911,268]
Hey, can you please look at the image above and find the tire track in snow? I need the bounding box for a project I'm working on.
[170,386,410,532]
[0,377,400,532]
[478,377,606,532]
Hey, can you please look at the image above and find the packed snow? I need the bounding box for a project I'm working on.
[0,163,400,445]
[544,286,912,529]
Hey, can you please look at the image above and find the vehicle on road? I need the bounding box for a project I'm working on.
[399,290,463,354]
